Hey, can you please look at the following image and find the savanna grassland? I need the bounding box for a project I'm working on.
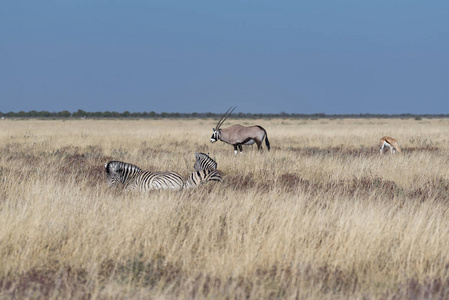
[1,118,449,299]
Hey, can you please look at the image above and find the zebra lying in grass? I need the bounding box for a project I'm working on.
[105,153,222,191]
[186,152,222,189]
[105,161,184,191]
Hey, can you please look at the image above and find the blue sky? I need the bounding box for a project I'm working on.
[1,1,448,114]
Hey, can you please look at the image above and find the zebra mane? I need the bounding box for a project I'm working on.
[195,152,211,160]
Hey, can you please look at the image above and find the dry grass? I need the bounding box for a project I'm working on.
[0,118,449,299]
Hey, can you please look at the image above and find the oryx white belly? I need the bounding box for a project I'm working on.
[243,139,255,145]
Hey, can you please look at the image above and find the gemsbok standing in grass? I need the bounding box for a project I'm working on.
[380,136,401,154]
[210,107,271,154]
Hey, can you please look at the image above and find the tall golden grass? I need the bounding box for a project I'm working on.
[1,118,449,299]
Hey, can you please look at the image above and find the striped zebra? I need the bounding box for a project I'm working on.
[185,153,223,188]
[184,169,223,189]
[105,161,184,191]
[193,152,218,171]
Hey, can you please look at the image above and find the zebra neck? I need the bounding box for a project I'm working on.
[122,170,143,186]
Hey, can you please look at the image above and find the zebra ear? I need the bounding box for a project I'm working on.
[105,162,112,174]
[212,128,215,132]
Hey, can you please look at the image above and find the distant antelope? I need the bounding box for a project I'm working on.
[380,136,401,154]
[210,107,271,154]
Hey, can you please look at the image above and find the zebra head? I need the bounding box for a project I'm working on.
[105,161,142,187]
[194,152,218,171]
[105,161,124,186]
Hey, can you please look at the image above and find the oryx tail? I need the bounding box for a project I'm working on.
[256,125,270,151]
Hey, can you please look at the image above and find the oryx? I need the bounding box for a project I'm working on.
[210,107,271,154]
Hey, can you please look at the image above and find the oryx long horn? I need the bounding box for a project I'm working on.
[215,106,234,129]
[216,106,236,129]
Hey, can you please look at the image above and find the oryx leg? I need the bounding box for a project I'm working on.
[234,145,238,155]
[255,139,263,151]
[238,144,243,154]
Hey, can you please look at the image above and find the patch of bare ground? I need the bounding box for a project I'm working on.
[225,172,402,197]
[225,171,449,204]
[387,278,449,300]
[113,254,182,288]
[224,173,272,193]
[52,146,113,187]
[0,268,89,299]
[2,143,38,166]
[3,265,448,299]
[0,255,183,298]
[286,146,443,157]
[402,146,441,153]
[286,146,380,158]
[409,178,449,202]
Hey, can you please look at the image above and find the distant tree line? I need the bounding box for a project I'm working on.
[0,109,447,119]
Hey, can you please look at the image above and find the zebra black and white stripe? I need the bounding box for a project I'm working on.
[193,152,218,171]
[184,169,223,189]
[105,161,184,191]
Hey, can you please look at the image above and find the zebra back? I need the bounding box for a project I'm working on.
[194,152,218,171]
[185,169,223,189]
[131,171,184,191]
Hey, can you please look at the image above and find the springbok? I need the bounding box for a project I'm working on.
[210,107,271,154]
[380,136,401,154]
